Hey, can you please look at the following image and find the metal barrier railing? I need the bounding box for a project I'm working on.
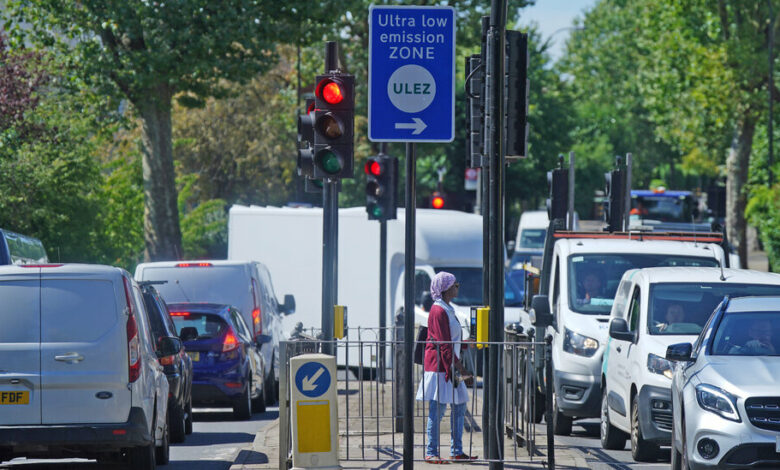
[279,328,554,468]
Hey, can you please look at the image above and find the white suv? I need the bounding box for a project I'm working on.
[600,267,780,462]
[0,264,172,469]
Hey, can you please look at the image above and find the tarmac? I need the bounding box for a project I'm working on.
[229,380,591,469]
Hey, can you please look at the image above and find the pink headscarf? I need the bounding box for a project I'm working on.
[430,271,457,300]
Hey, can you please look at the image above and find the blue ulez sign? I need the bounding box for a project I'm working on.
[368,6,455,143]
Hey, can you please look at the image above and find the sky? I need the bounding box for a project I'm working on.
[517,0,598,61]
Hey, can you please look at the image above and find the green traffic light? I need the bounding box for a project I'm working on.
[320,150,342,174]
[371,205,384,218]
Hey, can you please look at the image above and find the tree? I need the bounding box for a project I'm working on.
[4,0,340,261]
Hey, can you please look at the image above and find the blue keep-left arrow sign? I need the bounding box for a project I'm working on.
[295,362,331,398]
[368,5,455,143]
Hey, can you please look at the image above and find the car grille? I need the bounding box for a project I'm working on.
[651,410,673,431]
[744,397,780,432]
[724,444,780,466]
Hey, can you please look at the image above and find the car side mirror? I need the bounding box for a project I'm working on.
[255,334,273,346]
[530,295,553,328]
[281,294,296,315]
[666,342,693,362]
[157,336,182,357]
[609,318,636,342]
[179,327,198,342]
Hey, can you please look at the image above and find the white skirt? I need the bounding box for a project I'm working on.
[415,371,468,405]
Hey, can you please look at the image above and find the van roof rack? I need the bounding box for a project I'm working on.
[552,230,724,243]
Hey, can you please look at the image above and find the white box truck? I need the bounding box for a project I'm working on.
[227,205,524,368]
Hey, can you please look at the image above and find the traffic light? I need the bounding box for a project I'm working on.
[365,155,398,221]
[505,30,529,159]
[431,191,446,209]
[297,99,315,178]
[604,166,626,232]
[305,176,323,194]
[546,167,568,221]
[313,73,355,179]
[465,54,484,168]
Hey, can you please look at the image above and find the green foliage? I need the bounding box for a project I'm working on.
[746,185,780,270]
[177,174,227,259]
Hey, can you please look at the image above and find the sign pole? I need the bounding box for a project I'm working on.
[402,142,416,470]
[379,143,389,383]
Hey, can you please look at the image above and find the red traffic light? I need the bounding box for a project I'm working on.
[431,193,445,209]
[317,79,344,105]
[365,160,383,176]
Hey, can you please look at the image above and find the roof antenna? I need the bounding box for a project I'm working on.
[719,257,726,281]
[692,215,698,247]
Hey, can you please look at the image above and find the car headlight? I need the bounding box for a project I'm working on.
[647,353,674,379]
[695,384,740,422]
[563,328,599,357]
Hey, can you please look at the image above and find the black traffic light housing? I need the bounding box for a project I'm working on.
[604,158,626,232]
[505,30,529,159]
[546,162,568,222]
[297,99,315,178]
[465,54,484,168]
[313,73,355,179]
[365,155,398,221]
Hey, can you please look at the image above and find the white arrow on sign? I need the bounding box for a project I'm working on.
[302,367,325,391]
[394,118,427,135]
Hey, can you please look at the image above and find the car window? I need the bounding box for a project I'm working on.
[628,287,640,333]
[610,279,633,319]
[568,254,720,315]
[231,309,252,342]
[711,312,780,356]
[519,228,546,249]
[143,291,168,341]
[171,313,226,339]
[648,283,780,336]
[414,270,432,305]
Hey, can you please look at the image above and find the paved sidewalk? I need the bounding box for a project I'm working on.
[230,381,590,469]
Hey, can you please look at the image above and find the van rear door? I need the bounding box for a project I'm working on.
[40,270,131,424]
[0,267,42,425]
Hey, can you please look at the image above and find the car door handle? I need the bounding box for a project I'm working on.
[54,352,84,364]
[616,345,622,353]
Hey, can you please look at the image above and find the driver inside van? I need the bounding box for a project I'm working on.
[578,269,604,304]
[657,303,685,332]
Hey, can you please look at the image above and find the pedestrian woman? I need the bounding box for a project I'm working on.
[416,271,477,463]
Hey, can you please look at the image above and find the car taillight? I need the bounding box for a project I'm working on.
[175,262,212,267]
[170,311,190,316]
[158,355,175,366]
[252,308,262,336]
[222,328,239,353]
[123,277,141,382]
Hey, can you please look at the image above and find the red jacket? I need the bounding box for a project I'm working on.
[424,304,454,381]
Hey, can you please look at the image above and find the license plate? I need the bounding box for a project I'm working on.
[187,352,200,362]
[0,391,29,405]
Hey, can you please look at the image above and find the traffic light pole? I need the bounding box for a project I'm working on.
[379,143,389,383]
[320,42,340,355]
[402,142,416,470]
[486,1,506,468]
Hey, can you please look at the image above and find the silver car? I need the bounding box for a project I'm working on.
[667,296,780,469]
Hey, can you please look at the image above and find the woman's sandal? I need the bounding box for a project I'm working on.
[424,455,448,464]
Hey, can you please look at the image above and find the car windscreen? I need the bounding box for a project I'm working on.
[141,266,248,308]
[568,254,720,315]
[711,312,780,356]
[170,312,227,340]
[649,283,780,335]
[632,195,696,222]
[519,228,546,249]
[433,267,523,306]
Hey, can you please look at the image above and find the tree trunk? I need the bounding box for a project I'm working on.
[725,114,756,269]
[137,84,183,261]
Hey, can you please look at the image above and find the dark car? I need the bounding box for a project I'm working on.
[140,283,194,443]
[167,303,266,420]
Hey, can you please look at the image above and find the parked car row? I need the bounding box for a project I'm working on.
[0,259,294,469]
[599,267,780,469]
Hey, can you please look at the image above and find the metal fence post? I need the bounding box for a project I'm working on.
[544,335,554,470]
[279,341,289,470]
[393,310,405,430]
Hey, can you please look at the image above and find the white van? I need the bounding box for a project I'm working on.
[135,260,295,403]
[0,264,171,469]
[510,210,579,269]
[601,267,780,461]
